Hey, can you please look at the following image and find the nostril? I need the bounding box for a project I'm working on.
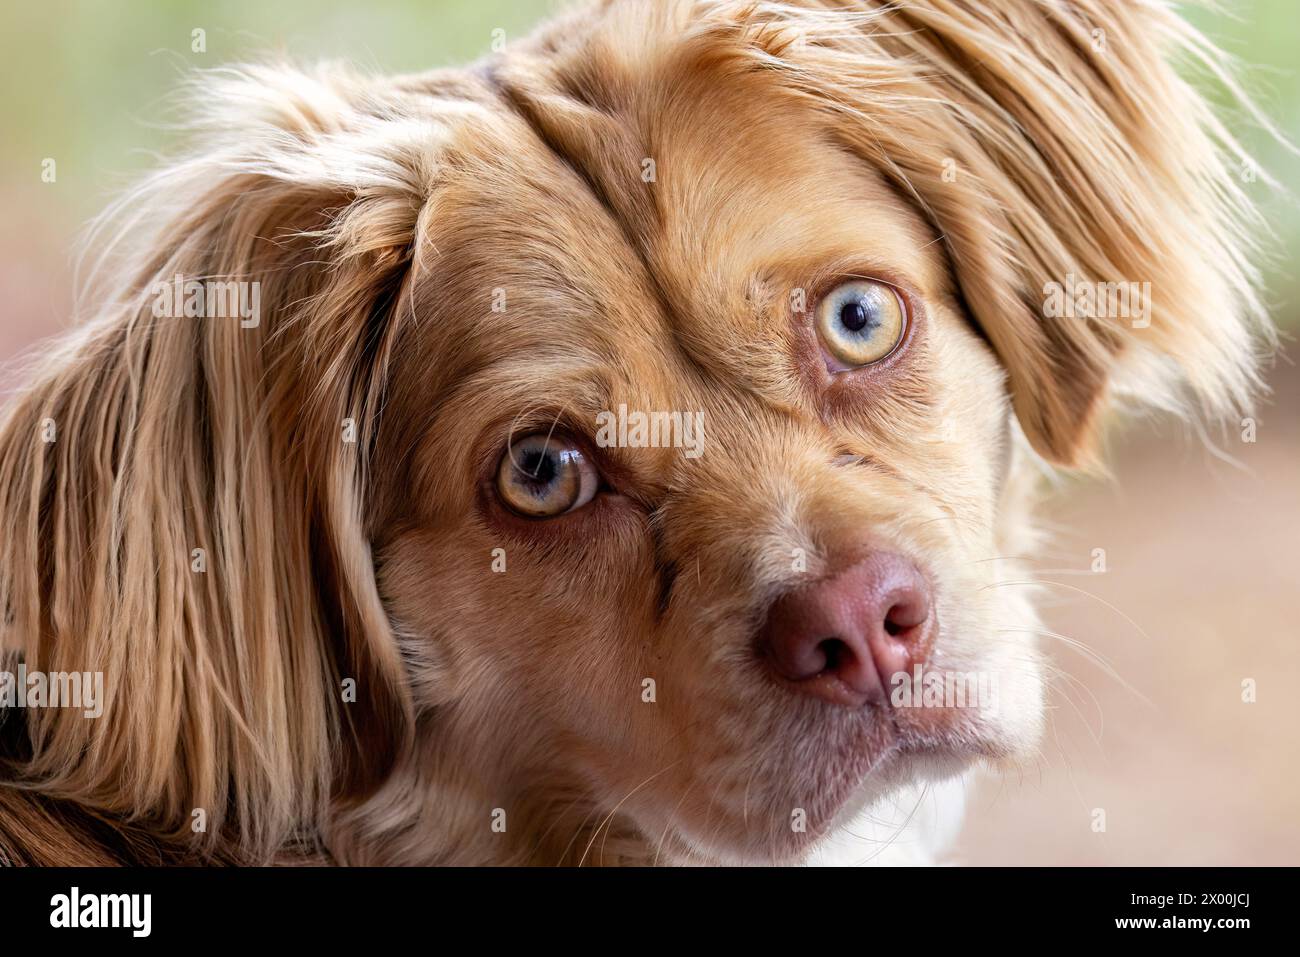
[884,593,929,640]
[817,637,850,672]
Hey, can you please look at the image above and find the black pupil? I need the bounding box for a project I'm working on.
[520,448,557,485]
[839,299,872,333]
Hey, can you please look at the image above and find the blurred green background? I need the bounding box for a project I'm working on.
[1,0,560,358]
[0,0,1297,866]
[1,0,552,221]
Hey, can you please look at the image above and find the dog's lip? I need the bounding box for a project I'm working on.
[817,729,998,820]
[895,733,1005,761]
[862,714,1017,792]
[802,699,1006,814]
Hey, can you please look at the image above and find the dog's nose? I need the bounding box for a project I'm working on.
[760,552,934,708]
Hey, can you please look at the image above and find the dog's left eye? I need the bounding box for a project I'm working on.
[496,433,600,518]
[815,279,907,369]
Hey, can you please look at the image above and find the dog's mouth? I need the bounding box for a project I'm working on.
[823,676,1008,778]
[768,635,1035,862]
[639,657,1016,865]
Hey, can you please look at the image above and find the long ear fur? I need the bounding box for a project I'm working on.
[694,0,1277,464]
[0,63,442,861]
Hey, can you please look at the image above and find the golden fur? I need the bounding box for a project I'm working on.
[0,0,1273,865]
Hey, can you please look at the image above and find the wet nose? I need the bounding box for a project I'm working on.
[759,552,934,708]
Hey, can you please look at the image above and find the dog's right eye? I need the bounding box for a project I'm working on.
[496,433,599,518]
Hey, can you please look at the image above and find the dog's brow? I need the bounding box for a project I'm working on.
[482,64,631,252]
[481,62,717,392]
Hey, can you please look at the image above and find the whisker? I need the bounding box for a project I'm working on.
[979,579,1155,643]
[653,784,695,867]
[851,781,930,865]
[579,761,680,867]
[997,627,1155,709]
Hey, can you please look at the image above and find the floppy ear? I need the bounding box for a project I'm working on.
[746,0,1274,464]
[0,64,439,858]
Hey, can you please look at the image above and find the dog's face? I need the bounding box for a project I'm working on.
[371,44,1044,864]
[0,0,1267,866]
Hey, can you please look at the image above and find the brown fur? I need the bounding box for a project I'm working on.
[0,0,1272,865]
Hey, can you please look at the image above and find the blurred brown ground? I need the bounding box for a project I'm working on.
[956,362,1300,865]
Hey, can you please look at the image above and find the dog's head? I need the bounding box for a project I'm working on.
[0,0,1270,864]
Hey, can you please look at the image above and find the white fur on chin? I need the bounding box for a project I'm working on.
[807,773,969,867]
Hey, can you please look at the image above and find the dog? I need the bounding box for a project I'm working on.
[0,0,1273,865]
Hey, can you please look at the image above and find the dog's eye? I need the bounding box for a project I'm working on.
[496,433,599,518]
[815,280,906,369]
